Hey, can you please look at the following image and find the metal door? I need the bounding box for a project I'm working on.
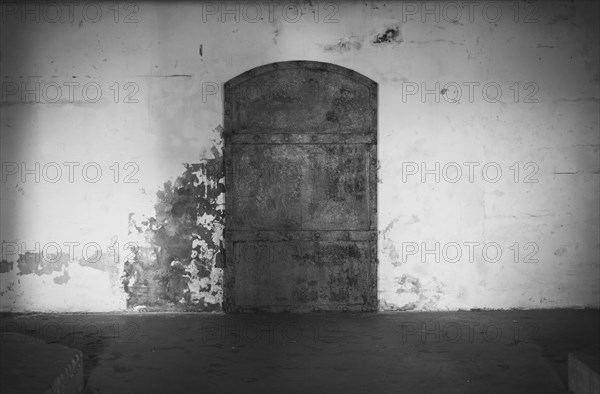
[223,61,377,312]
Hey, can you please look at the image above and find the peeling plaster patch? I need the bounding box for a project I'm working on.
[373,26,402,44]
[395,274,421,294]
[383,218,400,235]
[16,252,68,276]
[397,301,418,311]
[381,275,445,311]
[121,126,224,311]
[321,37,362,53]
[0,241,123,308]
[4,262,124,312]
[0,255,125,312]
[53,269,70,285]
[0,281,16,297]
[382,218,401,266]
[0,260,13,273]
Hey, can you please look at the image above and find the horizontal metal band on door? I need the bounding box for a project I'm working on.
[224,230,377,242]
[226,133,376,144]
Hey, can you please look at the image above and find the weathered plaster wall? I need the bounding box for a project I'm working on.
[0,1,598,311]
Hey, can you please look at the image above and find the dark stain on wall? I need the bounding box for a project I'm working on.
[16,252,68,276]
[122,132,225,311]
[0,242,119,292]
[322,38,362,53]
[373,27,402,44]
[395,274,422,295]
[0,260,13,273]
[53,270,70,284]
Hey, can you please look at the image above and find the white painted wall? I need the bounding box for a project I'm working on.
[1,1,598,311]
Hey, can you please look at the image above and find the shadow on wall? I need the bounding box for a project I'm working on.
[122,126,225,311]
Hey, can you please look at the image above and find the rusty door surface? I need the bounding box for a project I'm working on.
[223,61,377,312]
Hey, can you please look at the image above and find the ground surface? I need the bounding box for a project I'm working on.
[1,310,598,393]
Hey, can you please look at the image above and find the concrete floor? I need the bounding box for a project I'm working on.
[1,310,598,393]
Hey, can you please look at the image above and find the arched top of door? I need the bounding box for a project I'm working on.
[223,61,377,135]
[225,60,377,91]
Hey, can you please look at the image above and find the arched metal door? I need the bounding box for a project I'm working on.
[223,61,377,312]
